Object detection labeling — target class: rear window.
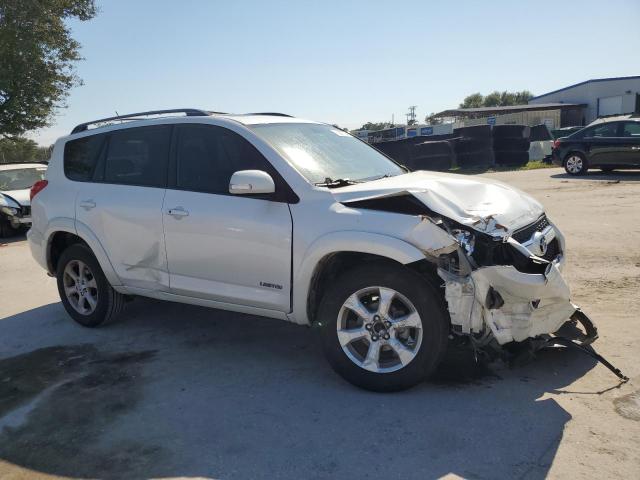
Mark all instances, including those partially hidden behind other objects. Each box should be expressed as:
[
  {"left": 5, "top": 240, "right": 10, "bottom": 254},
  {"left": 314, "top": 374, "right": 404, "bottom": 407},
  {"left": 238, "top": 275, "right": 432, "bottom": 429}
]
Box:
[
  {"left": 104, "top": 125, "right": 171, "bottom": 187},
  {"left": 64, "top": 134, "right": 106, "bottom": 181}
]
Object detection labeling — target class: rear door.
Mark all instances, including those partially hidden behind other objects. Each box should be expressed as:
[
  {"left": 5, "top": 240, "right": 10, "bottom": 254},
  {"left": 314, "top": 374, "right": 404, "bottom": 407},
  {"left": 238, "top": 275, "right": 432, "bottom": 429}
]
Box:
[
  {"left": 619, "top": 122, "right": 640, "bottom": 166},
  {"left": 73, "top": 125, "right": 171, "bottom": 290},
  {"left": 583, "top": 122, "right": 625, "bottom": 167},
  {"left": 162, "top": 124, "right": 293, "bottom": 312}
]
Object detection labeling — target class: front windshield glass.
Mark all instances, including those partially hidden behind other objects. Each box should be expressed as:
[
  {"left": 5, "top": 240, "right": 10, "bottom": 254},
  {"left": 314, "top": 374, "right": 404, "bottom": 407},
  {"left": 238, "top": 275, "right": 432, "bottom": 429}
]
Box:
[
  {"left": 0, "top": 167, "right": 47, "bottom": 191},
  {"left": 250, "top": 123, "right": 405, "bottom": 184}
]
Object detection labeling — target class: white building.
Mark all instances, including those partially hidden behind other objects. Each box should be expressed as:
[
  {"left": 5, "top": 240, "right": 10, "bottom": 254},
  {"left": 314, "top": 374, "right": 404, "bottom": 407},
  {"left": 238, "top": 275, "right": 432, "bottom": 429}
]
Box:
[{"left": 529, "top": 75, "right": 640, "bottom": 125}]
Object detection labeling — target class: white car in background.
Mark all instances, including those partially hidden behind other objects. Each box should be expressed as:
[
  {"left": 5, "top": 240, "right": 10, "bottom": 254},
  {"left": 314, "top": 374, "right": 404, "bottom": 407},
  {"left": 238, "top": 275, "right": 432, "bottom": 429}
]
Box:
[
  {"left": 0, "top": 162, "right": 47, "bottom": 237},
  {"left": 528, "top": 124, "right": 554, "bottom": 162}
]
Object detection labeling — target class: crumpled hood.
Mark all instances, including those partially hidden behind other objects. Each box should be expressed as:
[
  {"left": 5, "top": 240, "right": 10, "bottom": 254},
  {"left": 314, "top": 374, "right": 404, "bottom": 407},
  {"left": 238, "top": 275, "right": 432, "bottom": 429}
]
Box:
[
  {"left": 0, "top": 189, "right": 30, "bottom": 207},
  {"left": 333, "top": 171, "right": 544, "bottom": 235}
]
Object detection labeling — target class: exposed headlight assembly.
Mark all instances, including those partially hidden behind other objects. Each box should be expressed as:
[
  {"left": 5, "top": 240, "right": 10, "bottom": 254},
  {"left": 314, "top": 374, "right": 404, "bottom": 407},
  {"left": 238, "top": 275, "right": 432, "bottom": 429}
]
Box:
[
  {"left": 1, "top": 206, "right": 18, "bottom": 217},
  {"left": 452, "top": 229, "right": 475, "bottom": 256}
]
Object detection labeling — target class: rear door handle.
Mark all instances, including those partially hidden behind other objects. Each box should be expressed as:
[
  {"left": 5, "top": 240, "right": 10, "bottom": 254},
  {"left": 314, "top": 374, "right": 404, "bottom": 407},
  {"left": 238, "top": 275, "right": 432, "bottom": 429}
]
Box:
[
  {"left": 79, "top": 199, "right": 96, "bottom": 210},
  {"left": 167, "top": 207, "right": 189, "bottom": 218}
]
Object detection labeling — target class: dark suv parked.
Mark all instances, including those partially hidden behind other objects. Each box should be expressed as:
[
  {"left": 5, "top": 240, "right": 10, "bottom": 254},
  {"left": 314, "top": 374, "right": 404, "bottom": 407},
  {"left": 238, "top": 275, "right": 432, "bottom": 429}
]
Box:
[{"left": 552, "top": 118, "right": 640, "bottom": 175}]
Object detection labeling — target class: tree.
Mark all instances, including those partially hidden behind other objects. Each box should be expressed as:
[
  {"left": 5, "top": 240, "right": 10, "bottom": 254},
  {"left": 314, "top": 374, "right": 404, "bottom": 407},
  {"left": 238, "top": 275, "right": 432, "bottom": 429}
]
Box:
[
  {"left": 359, "top": 122, "right": 393, "bottom": 131},
  {"left": 459, "top": 93, "right": 484, "bottom": 109},
  {"left": 0, "top": 0, "right": 97, "bottom": 137},
  {"left": 0, "top": 137, "right": 51, "bottom": 163},
  {"left": 425, "top": 113, "right": 443, "bottom": 125},
  {"left": 459, "top": 90, "right": 534, "bottom": 109}
]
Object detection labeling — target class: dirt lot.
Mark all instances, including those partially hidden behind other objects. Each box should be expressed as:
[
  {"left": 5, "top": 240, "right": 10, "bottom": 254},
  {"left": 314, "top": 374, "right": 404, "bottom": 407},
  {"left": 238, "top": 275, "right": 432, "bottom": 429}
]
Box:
[{"left": 0, "top": 167, "right": 638, "bottom": 480}]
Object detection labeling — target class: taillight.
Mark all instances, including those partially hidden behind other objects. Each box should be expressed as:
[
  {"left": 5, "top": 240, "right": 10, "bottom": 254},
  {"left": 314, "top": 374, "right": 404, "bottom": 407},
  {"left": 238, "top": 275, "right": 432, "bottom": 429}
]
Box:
[
  {"left": 552, "top": 139, "right": 561, "bottom": 149},
  {"left": 30, "top": 180, "right": 48, "bottom": 201}
]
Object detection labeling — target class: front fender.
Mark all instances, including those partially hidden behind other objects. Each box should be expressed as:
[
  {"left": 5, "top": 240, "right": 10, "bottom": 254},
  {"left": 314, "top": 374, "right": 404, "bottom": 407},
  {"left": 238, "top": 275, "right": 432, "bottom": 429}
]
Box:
[{"left": 289, "top": 231, "right": 427, "bottom": 325}]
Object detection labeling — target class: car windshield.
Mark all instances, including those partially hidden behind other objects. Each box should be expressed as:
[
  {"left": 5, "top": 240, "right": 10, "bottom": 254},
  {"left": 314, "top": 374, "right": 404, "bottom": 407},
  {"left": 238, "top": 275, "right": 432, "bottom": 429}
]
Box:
[
  {"left": 0, "top": 167, "right": 47, "bottom": 191},
  {"left": 250, "top": 123, "right": 405, "bottom": 185}
]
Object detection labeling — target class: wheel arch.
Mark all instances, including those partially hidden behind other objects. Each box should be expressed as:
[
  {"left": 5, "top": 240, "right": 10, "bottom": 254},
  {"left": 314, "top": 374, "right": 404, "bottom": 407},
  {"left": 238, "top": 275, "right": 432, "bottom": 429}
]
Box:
[
  {"left": 291, "top": 231, "right": 428, "bottom": 326},
  {"left": 45, "top": 220, "right": 122, "bottom": 286}
]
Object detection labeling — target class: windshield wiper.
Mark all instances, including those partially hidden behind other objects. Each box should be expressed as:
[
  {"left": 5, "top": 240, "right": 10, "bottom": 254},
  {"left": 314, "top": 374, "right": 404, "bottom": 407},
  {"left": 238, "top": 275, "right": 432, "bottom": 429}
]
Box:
[{"left": 314, "top": 177, "right": 360, "bottom": 188}]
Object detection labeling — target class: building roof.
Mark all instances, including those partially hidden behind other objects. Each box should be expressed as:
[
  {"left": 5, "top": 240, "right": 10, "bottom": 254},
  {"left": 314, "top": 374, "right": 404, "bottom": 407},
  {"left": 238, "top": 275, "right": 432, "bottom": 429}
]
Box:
[
  {"left": 530, "top": 75, "right": 640, "bottom": 100},
  {"left": 434, "top": 102, "right": 586, "bottom": 118}
]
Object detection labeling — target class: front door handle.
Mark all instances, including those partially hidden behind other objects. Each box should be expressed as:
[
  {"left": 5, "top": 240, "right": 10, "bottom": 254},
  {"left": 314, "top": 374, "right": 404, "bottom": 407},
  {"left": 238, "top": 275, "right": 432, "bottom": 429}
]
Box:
[
  {"left": 167, "top": 207, "right": 189, "bottom": 218},
  {"left": 79, "top": 199, "right": 96, "bottom": 210}
]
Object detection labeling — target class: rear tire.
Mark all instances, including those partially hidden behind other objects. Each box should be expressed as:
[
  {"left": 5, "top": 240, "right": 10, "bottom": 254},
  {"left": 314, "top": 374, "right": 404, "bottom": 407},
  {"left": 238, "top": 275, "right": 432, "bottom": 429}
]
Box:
[
  {"left": 564, "top": 152, "right": 588, "bottom": 175},
  {"left": 318, "top": 262, "right": 449, "bottom": 392},
  {"left": 56, "top": 244, "right": 125, "bottom": 327}
]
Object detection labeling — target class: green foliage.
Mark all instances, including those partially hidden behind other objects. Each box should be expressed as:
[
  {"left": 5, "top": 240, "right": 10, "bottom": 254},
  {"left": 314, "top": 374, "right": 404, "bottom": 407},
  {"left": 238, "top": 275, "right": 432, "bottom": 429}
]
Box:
[
  {"left": 425, "top": 112, "right": 444, "bottom": 125},
  {"left": 460, "top": 90, "right": 534, "bottom": 108},
  {"left": 459, "top": 93, "right": 484, "bottom": 109},
  {"left": 0, "top": 137, "right": 52, "bottom": 163},
  {"left": 0, "top": 0, "right": 97, "bottom": 137}
]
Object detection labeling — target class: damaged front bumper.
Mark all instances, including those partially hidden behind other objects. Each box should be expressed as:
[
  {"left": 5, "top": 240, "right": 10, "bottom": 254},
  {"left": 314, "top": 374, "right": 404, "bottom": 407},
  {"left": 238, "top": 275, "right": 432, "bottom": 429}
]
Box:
[{"left": 441, "top": 259, "right": 575, "bottom": 345}]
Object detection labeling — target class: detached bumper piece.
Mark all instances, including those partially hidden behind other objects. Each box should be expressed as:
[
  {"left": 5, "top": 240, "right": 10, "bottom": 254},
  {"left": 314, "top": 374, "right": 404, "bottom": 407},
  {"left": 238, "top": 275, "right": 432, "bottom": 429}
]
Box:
[{"left": 545, "top": 309, "right": 629, "bottom": 382}]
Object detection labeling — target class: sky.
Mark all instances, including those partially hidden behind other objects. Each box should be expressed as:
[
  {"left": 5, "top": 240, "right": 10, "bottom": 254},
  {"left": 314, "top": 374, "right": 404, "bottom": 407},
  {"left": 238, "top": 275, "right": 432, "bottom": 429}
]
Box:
[{"left": 30, "top": 0, "right": 640, "bottom": 145}]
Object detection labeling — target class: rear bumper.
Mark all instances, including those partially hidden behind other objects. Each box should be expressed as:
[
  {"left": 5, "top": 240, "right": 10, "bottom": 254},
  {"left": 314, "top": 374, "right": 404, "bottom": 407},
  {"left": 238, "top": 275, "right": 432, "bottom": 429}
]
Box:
[
  {"left": 27, "top": 226, "right": 48, "bottom": 272},
  {"left": 551, "top": 150, "right": 563, "bottom": 166}
]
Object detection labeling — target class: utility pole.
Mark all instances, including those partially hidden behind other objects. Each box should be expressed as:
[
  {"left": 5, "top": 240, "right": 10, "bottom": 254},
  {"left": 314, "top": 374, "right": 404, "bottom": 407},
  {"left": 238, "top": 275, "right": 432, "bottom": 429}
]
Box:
[{"left": 406, "top": 105, "right": 417, "bottom": 125}]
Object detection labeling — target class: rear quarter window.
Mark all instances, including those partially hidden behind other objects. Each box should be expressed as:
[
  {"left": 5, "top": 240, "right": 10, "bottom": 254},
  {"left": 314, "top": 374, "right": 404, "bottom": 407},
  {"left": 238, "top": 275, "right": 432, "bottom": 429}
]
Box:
[{"left": 64, "top": 134, "right": 106, "bottom": 181}]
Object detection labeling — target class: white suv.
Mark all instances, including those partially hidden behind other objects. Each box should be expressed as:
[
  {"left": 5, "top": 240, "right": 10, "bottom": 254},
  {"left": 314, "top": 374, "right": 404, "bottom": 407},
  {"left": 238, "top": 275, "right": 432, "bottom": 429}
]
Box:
[{"left": 28, "top": 108, "right": 593, "bottom": 391}]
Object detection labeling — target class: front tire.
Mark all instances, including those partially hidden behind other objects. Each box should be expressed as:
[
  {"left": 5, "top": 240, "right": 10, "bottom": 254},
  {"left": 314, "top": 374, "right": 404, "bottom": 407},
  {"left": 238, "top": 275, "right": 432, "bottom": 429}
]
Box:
[
  {"left": 56, "top": 244, "right": 125, "bottom": 327},
  {"left": 319, "top": 262, "right": 449, "bottom": 392},
  {"left": 564, "top": 152, "right": 588, "bottom": 175}
]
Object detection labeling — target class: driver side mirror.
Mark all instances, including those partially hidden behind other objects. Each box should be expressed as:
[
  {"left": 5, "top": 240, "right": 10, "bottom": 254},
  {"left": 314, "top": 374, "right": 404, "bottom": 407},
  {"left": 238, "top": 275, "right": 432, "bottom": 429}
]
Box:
[{"left": 229, "top": 170, "right": 275, "bottom": 195}]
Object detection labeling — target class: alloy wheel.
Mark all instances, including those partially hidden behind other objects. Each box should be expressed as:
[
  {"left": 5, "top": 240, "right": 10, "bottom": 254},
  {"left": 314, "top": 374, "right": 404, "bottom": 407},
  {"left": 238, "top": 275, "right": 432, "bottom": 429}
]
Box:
[
  {"left": 336, "top": 286, "right": 423, "bottom": 373},
  {"left": 565, "top": 155, "right": 583, "bottom": 174},
  {"left": 63, "top": 260, "right": 99, "bottom": 315}
]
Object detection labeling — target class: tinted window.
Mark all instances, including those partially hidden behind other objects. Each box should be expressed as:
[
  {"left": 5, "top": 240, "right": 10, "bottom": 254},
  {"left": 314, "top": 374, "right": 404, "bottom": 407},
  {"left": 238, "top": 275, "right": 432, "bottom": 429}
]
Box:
[
  {"left": 64, "top": 134, "right": 106, "bottom": 181},
  {"left": 590, "top": 123, "right": 618, "bottom": 138},
  {"left": 104, "top": 126, "right": 171, "bottom": 187},
  {"left": 175, "top": 125, "right": 275, "bottom": 194},
  {"left": 622, "top": 122, "right": 640, "bottom": 137}
]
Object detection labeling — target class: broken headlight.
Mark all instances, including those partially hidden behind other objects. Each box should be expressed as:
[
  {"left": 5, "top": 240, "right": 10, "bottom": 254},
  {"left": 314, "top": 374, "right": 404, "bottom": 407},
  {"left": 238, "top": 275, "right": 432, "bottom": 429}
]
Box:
[
  {"left": 452, "top": 229, "right": 475, "bottom": 256},
  {"left": 1, "top": 206, "right": 18, "bottom": 217}
]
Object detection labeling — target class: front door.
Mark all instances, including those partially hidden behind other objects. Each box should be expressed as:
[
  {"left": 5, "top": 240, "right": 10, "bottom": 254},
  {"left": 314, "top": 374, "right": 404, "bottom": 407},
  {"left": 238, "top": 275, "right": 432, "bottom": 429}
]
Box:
[{"left": 162, "top": 124, "right": 293, "bottom": 312}]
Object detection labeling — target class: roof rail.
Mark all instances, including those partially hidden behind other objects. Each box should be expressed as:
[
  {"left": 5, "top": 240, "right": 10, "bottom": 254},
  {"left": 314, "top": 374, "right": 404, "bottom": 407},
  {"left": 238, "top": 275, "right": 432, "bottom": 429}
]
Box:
[
  {"left": 247, "top": 112, "right": 293, "bottom": 117},
  {"left": 70, "top": 108, "right": 213, "bottom": 134}
]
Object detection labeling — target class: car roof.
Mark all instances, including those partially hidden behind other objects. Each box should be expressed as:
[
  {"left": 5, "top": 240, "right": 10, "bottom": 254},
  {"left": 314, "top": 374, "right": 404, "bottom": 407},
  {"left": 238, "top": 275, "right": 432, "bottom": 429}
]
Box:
[
  {"left": 588, "top": 114, "right": 640, "bottom": 126},
  {"left": 0, "top": 162, "right": 48, "bottom": 171},
  {"left": 68, "top": 109, "right": 323, "bottom": 138}
]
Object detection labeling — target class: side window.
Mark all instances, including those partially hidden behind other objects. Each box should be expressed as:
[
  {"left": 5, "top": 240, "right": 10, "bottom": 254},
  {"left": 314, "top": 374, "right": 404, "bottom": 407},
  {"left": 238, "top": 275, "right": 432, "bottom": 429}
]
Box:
[
  {"left": 622, "top": 122, "right": 640, "bottom": 137},
  {"left": 104, "top": 125, "right": 171, "bottom": 187},
  {"left": 175, "top": 125, "right": 276, "bottom": 194},
  {"left": 591, "top": 123, "right": 618, "bottom": 138},
  {"left": 64, "top": 134, "right": 106, "bottom": 181}
]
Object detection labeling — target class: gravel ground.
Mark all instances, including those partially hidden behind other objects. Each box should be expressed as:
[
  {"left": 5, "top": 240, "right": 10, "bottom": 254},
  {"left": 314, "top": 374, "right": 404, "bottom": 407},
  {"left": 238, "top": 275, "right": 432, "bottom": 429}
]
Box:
[{"left": 0, "top": 167, "right": 638, "bottom": 480}]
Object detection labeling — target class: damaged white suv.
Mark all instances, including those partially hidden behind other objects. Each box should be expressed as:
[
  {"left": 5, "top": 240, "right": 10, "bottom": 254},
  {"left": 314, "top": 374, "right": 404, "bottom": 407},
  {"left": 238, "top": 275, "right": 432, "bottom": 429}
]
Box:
[{"left": 28, "top": 109, "right": 597, "bottom": 391}]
